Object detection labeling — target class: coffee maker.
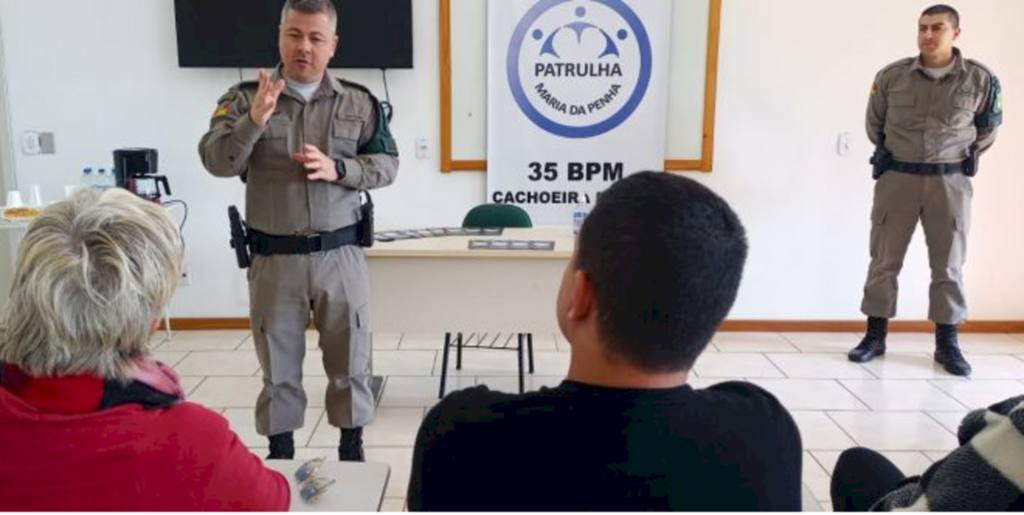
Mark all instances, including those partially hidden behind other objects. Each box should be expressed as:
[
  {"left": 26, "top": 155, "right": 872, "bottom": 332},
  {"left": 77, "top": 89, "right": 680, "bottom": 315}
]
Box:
[{"left": 113, "top": 148, "right": 171, "bottom": 202}]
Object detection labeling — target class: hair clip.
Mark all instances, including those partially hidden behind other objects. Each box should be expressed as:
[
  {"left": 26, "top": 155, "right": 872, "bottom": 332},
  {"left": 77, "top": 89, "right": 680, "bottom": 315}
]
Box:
[
  {"left": 299, "top": 476, "right": 336, "bottom": 504},
  {"left": 294, "top": 457, "right": 326, "bottom": 483}
]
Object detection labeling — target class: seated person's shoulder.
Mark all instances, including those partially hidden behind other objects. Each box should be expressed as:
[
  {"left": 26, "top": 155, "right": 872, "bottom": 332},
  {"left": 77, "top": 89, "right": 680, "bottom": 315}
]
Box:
[
  {"left": 420, "top": 385, "right": 546, "bottom": 437},
  {"left": 699, "top": 380, "right": 797, "bottom": 427}
]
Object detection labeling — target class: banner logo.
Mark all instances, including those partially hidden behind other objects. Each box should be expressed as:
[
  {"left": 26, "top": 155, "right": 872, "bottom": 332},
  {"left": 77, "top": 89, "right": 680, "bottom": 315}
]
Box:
[{"left": 507, "top": 0, "right": 652, "bottom": 138}]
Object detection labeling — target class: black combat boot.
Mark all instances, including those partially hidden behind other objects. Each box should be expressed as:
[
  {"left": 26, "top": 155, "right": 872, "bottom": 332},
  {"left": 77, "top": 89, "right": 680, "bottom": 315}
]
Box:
[
  {"left": 848, "top": 317, "right": 888, "bottom": 363},
  {"left": 267, "top": 431, "right": 295, "bottom": 460},
  {"left": 339, "top": 427, "right": 365, "bottom": 462},
  {"left": 935, "top": 324, "right": 972, "bottom": 377}
]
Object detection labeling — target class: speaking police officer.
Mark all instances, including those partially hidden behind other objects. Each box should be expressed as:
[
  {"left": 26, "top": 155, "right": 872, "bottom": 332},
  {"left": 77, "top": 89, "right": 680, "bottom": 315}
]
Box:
[
  {"left": 850, "top": 4, "right": 1002, "bottom": 376},
  {"left": 200, "top": 0, "right": 399, "bottom": 460}
]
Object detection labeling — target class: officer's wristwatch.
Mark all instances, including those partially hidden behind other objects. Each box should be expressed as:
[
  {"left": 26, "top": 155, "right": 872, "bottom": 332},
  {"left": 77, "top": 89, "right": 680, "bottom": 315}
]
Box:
[{"left": 334, "top": 159, "right": 347, "bottom": 180}]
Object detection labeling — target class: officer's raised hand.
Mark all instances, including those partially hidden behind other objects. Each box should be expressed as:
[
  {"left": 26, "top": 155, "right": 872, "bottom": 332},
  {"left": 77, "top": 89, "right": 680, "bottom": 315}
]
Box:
[
  {"left": 294, "top": 144, "right": 339, "bottom": 182},
  {"left": 250, "top": 69, "right": 287, "bottom": 127}
]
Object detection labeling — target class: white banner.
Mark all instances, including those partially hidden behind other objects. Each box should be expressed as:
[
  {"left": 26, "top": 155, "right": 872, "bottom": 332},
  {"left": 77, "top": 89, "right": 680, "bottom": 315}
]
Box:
[{"left": 487, "top": 0, "right": 673, "bottom": 225}]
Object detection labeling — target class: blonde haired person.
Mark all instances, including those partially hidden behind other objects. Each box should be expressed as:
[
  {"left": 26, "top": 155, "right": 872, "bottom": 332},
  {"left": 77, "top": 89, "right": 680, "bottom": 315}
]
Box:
[{"left": 0, "top": 189, "right": 289, "bottom": 511}]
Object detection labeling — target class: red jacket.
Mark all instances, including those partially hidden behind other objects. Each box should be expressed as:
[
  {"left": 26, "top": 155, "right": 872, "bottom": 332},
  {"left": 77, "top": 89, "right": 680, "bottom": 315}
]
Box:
[{"left": 0, "top": 368, "right": 290, "bottom": 511}]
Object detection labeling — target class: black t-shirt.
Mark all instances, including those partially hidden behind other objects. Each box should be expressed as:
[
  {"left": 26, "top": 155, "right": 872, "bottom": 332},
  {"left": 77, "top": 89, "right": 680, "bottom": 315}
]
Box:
[{"left": 408, "top": 380, "right": 802, "bottom": 511}]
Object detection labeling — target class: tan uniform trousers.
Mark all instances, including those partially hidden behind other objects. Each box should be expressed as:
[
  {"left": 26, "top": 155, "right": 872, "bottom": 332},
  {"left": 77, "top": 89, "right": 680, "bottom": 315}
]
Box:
[
  {"left": 861, "top": 171, "right": 972, "bottom": 325},
  {"left": 249, "top": 245, "right": 374, "bottom": 436}
]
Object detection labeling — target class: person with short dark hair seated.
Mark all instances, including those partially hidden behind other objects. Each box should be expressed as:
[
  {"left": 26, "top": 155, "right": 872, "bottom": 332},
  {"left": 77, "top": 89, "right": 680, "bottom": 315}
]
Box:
[
  {"left": 0, "top": 190, "right": 289, "bottom": 511},
  {"left": 407, "top": 172, "right": 803, "bottom": 511},
  {"left": 831, "top": 395, "right": 1024, "bottom": 511}
]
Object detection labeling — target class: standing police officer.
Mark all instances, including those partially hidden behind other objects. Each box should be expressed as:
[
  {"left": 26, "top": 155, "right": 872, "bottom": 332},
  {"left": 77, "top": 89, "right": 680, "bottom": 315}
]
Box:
[
  {"left": 850, "top": 5, "right": 1001, "bottom": 376},
  {"left": 199, "top": 0, "right": 399, "bottom": 460}
]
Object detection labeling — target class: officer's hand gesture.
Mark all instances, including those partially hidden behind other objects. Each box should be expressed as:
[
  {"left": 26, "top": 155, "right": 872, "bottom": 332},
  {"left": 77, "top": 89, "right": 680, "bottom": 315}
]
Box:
[
  {"left": 294, "top": 144, "right": 339, "bottom": 182},
  {"left": 250, "top": 69, "right": 286, "bottom": 127}
]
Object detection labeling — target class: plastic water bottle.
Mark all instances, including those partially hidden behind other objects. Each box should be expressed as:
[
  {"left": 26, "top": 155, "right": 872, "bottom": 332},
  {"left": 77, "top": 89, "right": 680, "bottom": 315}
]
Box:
[
  {"left": 80, "top": 168, "right": 95, "bottom": 191},
  {"left": 96, "top": 168, "right": 115, "bottom": 190}
]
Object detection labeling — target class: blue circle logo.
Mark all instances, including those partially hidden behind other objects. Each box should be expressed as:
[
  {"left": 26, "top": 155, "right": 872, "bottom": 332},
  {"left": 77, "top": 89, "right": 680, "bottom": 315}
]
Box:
[{"left": 507, "top": 0, "right": 653, "bottom": 139}]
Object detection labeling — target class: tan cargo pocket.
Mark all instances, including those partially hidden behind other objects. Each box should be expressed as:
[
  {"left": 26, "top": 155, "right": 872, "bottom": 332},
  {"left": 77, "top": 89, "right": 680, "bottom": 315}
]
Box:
[
  {"left": 872, "top": 210, "right": 888, "bottom": 225},
  {"left": 351, "top": 303, "right": 371, "bottom": 376}
]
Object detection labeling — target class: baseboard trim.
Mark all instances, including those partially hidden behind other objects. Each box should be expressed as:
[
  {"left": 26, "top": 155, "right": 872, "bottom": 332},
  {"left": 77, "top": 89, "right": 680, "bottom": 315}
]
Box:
[{"left": 160, "top": 318, "right": 1024, "bottom": 334}]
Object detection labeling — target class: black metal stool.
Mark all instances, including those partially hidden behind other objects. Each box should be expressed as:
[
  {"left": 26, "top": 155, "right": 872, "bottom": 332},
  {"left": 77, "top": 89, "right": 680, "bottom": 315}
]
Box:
[{"left": 438, "top": 332, "right": 535, "bottom": 398}]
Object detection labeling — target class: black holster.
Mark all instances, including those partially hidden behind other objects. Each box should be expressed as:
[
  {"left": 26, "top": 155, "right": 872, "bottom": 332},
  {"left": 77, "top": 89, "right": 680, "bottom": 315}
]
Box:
[
  {"left": 358, "top": 190, "right": 374, "bottom": 248},
  {"left": 227, "top": 206, "right": 252, "bottom": 269},
  {"left": 870, "top": 141, "right": 892, "bottom": 180},
  {"left": 963, "top": 145, "right": 979, "bottom": 177}
]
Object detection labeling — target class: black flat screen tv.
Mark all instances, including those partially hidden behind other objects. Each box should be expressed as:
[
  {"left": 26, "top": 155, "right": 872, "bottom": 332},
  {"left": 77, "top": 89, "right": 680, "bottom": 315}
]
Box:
[{"left": 173, "top": 0, "right": 413, "bottom": 69}]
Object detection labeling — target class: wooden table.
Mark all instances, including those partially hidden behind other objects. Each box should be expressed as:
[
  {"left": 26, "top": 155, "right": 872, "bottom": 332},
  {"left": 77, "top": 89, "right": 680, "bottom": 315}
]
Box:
[{"left": 365, "top": 228, "right": 575, "bottom": 334}]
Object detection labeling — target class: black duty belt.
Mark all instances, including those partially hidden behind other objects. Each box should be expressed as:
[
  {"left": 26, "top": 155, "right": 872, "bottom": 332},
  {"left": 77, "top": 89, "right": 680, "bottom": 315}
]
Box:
[
  {"left": 890, "top": 160, "right": 964, "bottom": 175},
  {"left": 249, "top": 224, "right": 359, "bottom": 256}
]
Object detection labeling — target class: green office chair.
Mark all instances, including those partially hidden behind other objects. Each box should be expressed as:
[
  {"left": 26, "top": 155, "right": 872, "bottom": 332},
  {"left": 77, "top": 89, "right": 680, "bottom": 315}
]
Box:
[
  {"left": 461, "top": 203, "right": 533, "bottom": 229},
  {"left": 438, "top": 204, "right": 535, "bottom": 398}
]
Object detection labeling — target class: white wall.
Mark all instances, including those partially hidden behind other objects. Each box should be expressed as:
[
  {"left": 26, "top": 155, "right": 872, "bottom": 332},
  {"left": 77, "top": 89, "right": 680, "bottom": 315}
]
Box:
[{"left": 0, "top": 0, "right": 1021, "bottom": 321}]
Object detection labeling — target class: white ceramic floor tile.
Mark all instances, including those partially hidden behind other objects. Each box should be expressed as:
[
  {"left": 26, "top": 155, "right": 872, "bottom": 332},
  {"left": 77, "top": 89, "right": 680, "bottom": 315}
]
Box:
[
  {"left": 956, "top": 334, "right": 1024, "bottom": 354},
  {"left": 181, "top": 376, "right": 206, "bottom": 397},
  {"left": 174, "top": 351, "right": 262, "bottom": 377},
  {"left": 782, "top": 333, "right": 862, "bottom": 354},
  {"left": 767, "top": 354, "right": 874, "bottom": 379},
  {"left": 693, "top": 353, "right": 785, "bottom": 378},
  {"left": 1012, "top": 334, "right": 1024, "bottom": 343},
  {"left": 475, "top": 375, "right": 565, "bottom": 394},
  {"left": 839, "top": 379, "right": 967, "bottom": 411},
  {"left": 884, "top": 333, "right": 936, "bottom": 353},
  {"left": 380, "top": 498, "right": 406, "bottom": 512},
  {"left": 926, "top": 411, "right": 968, "bottom": 435},
  {"left": 302, "top": 377, "right": 330, "bottom": 408},
  {"left": 309, "top": 407, "right": 422, "bottom": 447},
  {"left": 803, "top": 451, "right": 832, "bottom": 502},
  {"left": 373, "top": 332, "right": 402, "bottom": 350},
  {"left": 791, "top": 411, "right": 857, "bottom": 451},
  {"left": 299, "top": 350, "right": 327, "bottom": 377},
  {"left": 435, "top": 349, "right": 569, "bottom": 377},
  {"left": 152, "top": 350, "right": 190, "bottom": 368},
  {"left": 713, "top": 332, "right": 800, "bottom": 353},
  {"left": 924, "top": 451, "right": 951, "bottom": 462},
  {"left": 159, "top": 330, "right": 251, "bottom": 351},
  {"left": 810, "top": 451, "right": 842, "bottom": 478},
  {"left": 381, "top": 376, "right": 476, "bottom": 407},
  {"left": 827, "top": 411, "right": 956, "bottom": 451},
  {"left": 959, "top": 354, "right": 1024, "bottom": 379},
  {"left": 374, "top": 350, "right": 437, "bottom": 376},
  {"left": 397, "top": 333, "right": 447, "bottom": 350},
  {"left": 221, "top": 407, "right": 322, "bottom": 448},
  {"left": 189, "top": 376, "right": 264, "bottom": 408},
  {"left": 748, "top": 379, "right": 868, "bottom": 411},
  {"left": 364, "top": 447, "right": 415, "bottom": 500},
  {"left": 930, "top": 380, "right": 1024, "bottom": 409},
  {"left": 859, "top": 354, "right": 952, "bottom": 380}
]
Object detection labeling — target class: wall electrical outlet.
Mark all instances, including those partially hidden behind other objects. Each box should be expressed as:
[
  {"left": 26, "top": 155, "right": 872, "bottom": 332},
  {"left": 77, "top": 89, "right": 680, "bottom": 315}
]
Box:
[{"left": 415, "top": 137, "right": 429, "bottom": 160}]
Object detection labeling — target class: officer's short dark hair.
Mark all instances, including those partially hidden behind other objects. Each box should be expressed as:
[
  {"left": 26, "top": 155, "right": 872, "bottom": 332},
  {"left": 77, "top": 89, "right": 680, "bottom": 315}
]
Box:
[
  {"left": 922, "top": 4, "right": 960, "bottom": 29},
  {"left": 575, "top": 172, "right": 748, "bottom": 373},
  {"left": 282, "top": 0, "right": 338, "bottom": 25}
]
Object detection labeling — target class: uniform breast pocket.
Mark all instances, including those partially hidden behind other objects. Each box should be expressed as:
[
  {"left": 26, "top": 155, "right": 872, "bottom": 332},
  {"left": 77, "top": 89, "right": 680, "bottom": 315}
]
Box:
[
  {"left": 253, "top": 116, "right": 291, "bottom": 165},
  {"left": 887, "top": 92, "right": 917, "bottom": 126},
  {"left": 948, "top": 96, "right": 979, "bottom": 128},
  {"left": 331, "top": 115, "right": 363, "bottom": 159}
]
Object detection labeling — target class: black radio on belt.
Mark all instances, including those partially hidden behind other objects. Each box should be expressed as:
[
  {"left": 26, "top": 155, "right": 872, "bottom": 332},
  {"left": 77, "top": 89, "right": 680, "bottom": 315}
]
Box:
[{"left": 358, "top": 190, "right": 374, "bottom": 248}]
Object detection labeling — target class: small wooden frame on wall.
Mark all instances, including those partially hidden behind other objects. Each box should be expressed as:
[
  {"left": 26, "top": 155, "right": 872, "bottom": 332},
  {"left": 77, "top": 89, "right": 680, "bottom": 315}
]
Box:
[{"left": 439, "top": 0, "right": 722, "bottom": 173}]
